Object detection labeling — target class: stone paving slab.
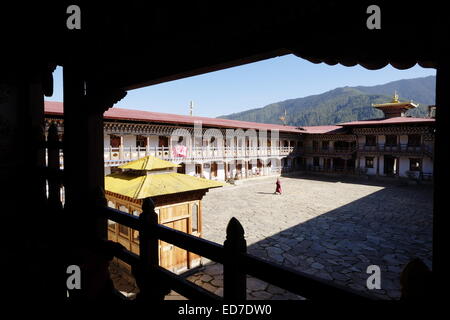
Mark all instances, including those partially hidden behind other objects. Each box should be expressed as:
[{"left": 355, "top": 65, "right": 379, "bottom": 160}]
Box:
[{"left": 110, "top": 175, "right": 433, "bottom": 301}]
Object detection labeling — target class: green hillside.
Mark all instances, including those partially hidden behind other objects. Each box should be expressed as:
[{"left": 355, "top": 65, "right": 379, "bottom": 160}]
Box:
[{"left": 218, "top": 76, "right": 435, "bottom": 126}]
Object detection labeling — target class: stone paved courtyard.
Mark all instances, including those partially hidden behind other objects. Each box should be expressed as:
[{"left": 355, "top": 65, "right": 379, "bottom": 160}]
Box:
[{"left": 110, "top": 174, "right": 433, "bottom": 300}]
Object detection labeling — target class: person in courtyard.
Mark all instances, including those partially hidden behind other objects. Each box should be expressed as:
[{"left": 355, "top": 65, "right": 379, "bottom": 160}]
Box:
[{"left": 274, "top": 177, "right": 282, "bottom": 195}]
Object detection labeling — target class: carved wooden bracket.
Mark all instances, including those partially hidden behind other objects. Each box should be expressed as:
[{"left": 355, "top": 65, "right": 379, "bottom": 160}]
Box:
[
  {"left": 42, "top": 63, "right": 57, "bottom": 97},
  {"left": 84, "top": 84, "right": 127, "bottom": 114}
]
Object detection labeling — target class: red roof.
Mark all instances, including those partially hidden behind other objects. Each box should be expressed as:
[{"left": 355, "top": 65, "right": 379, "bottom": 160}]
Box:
[
  {"left": 297, "top": 125, "right": 345, "bottom": 134},
  {"left": 339, "top": 117, "right": 435, "bottom": 126},
  {"left": 44, "top": 101, "right": 303, "bottom": 133},
  {"left": 44, "top": 101, "right": 435, "bottom": 134}
]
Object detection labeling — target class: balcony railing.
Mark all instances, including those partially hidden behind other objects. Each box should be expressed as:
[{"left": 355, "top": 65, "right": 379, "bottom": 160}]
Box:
[
  {"left": 104, "top": 146, "right": 295, "bottom": 163},
  {"left": 301, "top": 147, "right": 357, "bottom": 155},
  {"left": 304, "top": 165, "right": 361, "bottom": 175},
  {"left": 99, "top": 198, "right": 376, "bottom": 301},
  {"left": 358, "top": 144, "right": 433, "bottom": 156}
]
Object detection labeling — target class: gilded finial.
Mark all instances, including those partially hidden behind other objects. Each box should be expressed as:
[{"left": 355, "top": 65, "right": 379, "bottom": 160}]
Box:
[
  {"left": 392, "top": 91, "right": 399, "bottom": 103},
  {"left": 279, "top": 109, "right": 287, "bottom": 125}
]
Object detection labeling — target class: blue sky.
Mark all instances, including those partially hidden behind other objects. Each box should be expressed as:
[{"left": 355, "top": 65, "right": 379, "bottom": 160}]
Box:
[{"left": 48, "top": 54, "right": 435, "bottom": 118}]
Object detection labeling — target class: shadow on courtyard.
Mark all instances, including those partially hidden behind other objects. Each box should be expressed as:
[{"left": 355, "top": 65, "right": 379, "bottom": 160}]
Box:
[
  {"left": 241, "top": 181, "right": 433, "bottom": 300},
  {"left": 110, "top": 176, "right": 433, "bottom": 300},
  {"left": 187, "top": 177, "right": 433, "bottom": 300},
  {"left": 281, "top": 170, "right": 433, "bottom": 188}
]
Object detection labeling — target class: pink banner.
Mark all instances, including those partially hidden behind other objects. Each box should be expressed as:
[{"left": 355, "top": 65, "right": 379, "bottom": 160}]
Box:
[{"left": 172, "top": 145, "right": 188, "bottom": 157}]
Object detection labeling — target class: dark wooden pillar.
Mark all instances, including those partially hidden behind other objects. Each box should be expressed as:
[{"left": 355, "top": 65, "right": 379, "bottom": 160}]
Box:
[
  {"left": 63, "top": 64, "right": 126, "bottom": 240},
  {"left": 224, "top": 217, "right": 247, "bottom": 301},
  {"left": 433, "top": 60, "right": 450, "bottom": 282},
  {"left": 0, "top": 64, "right": 56, "bottom": 301}
]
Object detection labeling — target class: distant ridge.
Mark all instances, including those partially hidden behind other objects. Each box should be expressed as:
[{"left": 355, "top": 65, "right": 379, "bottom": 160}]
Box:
[{"left": 218, "top": 76, "right": 436, "bottom": 126}]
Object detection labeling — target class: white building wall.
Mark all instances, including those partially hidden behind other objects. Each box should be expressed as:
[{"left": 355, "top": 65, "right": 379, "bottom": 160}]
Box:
[
  {"left": 423, "top": 157, "right": 433, "bottom": 174},
  {"left": 104, "top": 134, "right": 110, "bottom": 147},
  {"left": 378, "top": 155, "right": 384, "bottom": 175},
  {"left": 104, "top": 167, "right": 111, "bottom": 175},
  {"left": 398, "top": 157, "right": 410, "bottom": 177},
  {"left": 148, "top": 135, "right": 159, "bottom": 148},
  {"left": 203, "top": 164, "right": 211, "bottom": 179},
  {"left": 185, "top": 163, "right": 196, "bottom": 176},
  {"left": 217, "top": 163, "right": 225, "bottom": 181},
  {"left": 361, "top": 157, "right": 377, "bottom": 175},
  {"left": 122, "top": 135, "right": 136, "bottom": 148}
]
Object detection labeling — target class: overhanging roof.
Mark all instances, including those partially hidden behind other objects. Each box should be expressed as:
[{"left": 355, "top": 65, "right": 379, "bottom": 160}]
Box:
[
  {"left": 105, "top": 172, "right": 224, "bottom": 199},
  {"left": 339, "top": 117, "right": 435, "bottom": 126},
  {"left": 1, "top": 3, "right": 444, "bottom": 90},
  {"left": 45, "top": 101, "right": 304, "bottom": 133}
]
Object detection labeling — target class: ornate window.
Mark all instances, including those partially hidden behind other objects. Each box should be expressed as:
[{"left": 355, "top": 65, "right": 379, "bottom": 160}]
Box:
[
  {"left": 365, "top": 157, "right": 374, "bottom": 168},
  {"left": 136, "top": 135, "right": 147, "bottom": 148},
  {"left": 410, "top": 158, "right": 422, "bottom": 171},
  {"left": 365, "top": 135, "right": 376, "bottom": 146},
  {"left": 385, "top": 135, "right": 397, "bottom": 146},
  {"left": 313, "top": 157, "right": 320, "bottom": 166},
  {"left": 408, "top": 134, "right": 421, "bottom": 147},
  {"left": 110, "top": 134, "right": 121, "bottom": 148},
  {"left": 312, "top": 141, "right": 319, "bottom": 151}
]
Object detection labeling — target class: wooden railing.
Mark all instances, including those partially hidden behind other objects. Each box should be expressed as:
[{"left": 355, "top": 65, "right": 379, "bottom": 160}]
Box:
[
  {"left": 300, "top": 146, "right": 357, "bottom": 155},
  {"left": 100, "top": 198, "right": 376, "bottom": 301},
  {"left": 104, "top": 146, "right": 295, "bottom": 163},
  {"left": 358, "top": 144, "right": 433, "bottom": 155}
]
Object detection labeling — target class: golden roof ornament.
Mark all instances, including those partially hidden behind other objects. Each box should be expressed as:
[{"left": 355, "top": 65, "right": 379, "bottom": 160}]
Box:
[
  {"left": 392, "top": 90, "right": 399, "bottom": 103},
  {"left": 279, "top": 109, "right": 287, "bottom": 125}
]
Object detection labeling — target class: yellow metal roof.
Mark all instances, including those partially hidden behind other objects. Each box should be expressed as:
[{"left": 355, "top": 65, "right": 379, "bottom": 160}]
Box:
[
  {"left": 118, "top": 155, "right": 180, "bottom": 171},
  {"left": 373, "top": 101, "right": 417, "bottom": 109},
  {"left": 105, "top": 172, "right": 224, "bottom": 199},
  {"left": 372, "top": 92, "right": 418, "bottom": 109}
]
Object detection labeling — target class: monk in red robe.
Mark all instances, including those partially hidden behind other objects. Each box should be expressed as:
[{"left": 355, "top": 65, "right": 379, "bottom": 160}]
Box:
[{"left": 275, "top": 178, "right": 282, "bottom": 195}]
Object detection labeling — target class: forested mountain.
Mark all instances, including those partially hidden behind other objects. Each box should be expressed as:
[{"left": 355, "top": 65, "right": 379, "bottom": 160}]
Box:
[{"left": 218, "top": 76, "right": 435, "bottom": 126}]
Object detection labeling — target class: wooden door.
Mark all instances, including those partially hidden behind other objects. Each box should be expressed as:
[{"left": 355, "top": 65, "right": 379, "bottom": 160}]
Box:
[
  {"left": 160, "top": 218, "right": 189, "bottom": 272},
  {"left": 211, "top": 162, "right": 218, "bottom": 177}
]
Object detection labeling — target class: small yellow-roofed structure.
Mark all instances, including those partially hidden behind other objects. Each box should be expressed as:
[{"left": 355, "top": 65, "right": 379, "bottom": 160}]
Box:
[
  {"left": 105, "top": 156, "right": 224, "bottom": 273},
  {"left": 105, "top": 172, "right": 224, "bottom": 199},
  {"left": 372, "top": 91, "right": 418, "bottom": 118}
]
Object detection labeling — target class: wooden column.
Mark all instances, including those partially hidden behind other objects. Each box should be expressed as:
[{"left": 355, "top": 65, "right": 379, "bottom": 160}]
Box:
[
  {"left": 224, "top": 217, "right": 247, "bottom": 301},
  {"left": 63, "top": 64, "right": 126, "bottom": 240},
  {"left": 225, "top": 162, "right": 229, "bottom": 180},
  {"left": 245, "top": 160, "right": 249, "bottom": 179},
  {"left": 376, "top": 156, "right": 380, "bottom": 175},
  {"left": 0, "top": 66, "right": 52, "bottom": 301},
  {"left": 434, "top": 60, "right": 450, "bottom": 282},
  {"left": 134, "top": 198, "right": 169, "bottom": 301}
]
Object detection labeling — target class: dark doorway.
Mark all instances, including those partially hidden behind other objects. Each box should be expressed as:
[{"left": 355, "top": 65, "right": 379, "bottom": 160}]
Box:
[
  {"left": 211, "top": 162, "right": 218, "bottom": 177},
  {"left": 110, "top": 134, "right": 121, "bottom": 148},
  {"left": 177, "top": 162, "right": 186, "bottom": 174},
  {"left": 159, "top": 136, "right": 169, "bottom": 148},
  {"left": 333, "top": 158, "right": 345, "bottom": 171},
  {"left": 384, "top": 155, "right": 398, "bottom": 176}
]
